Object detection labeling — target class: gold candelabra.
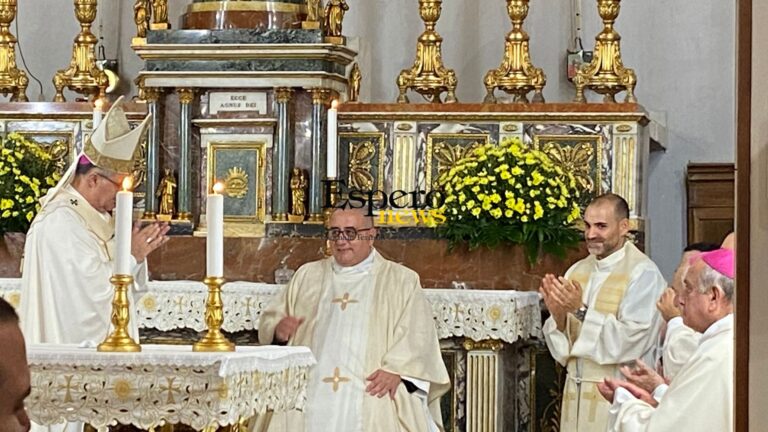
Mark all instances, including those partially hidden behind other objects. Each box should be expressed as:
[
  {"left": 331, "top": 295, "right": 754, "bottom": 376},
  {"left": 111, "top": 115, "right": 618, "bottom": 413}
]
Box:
[
  {"left": 0, "top": 0, "right": 27, "bottom": 102},
  {"left": 573, "top": 0, "right": 637, "bottom": 103},
  {"left": 193, "top": 276, "right": 235, "bottom": 352},
  {"left": 53, "top": 0, "right": 108, "bottom": 102},
  {"left": 98, "top": 274, "right": 141, "bottom": 352},
  {"left": 483, "top": 0, "right": 546, "bottom": 104},
  {"left": 396, "top": 0, "right": 458, "bottom": 104}
]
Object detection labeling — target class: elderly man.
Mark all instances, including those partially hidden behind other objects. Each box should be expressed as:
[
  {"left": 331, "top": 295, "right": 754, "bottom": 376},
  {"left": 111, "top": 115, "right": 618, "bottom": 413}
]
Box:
[
  {"left": 600, "top": 248, "right": 734, "bottom": 431},
  {"left": 0, "top": 298, "right": 30, "bottom": 432},
  {"left": 654, "top": 242, "right": 719, "bottom": 380},
  {"left": 20, "top": 96, "right": 169, "bottom": 347},
  {"left": 540, "top": 193, "right": 666, "bottom": 431},
  {"left": 259, "top": 208, "right": 449, "bottom": 432}
]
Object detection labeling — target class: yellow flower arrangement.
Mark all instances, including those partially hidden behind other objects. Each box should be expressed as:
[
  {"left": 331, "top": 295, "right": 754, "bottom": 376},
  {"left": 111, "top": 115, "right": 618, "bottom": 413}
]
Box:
[
  {"left": 0, "top": 133, "right": 61, "bottom": 234},
  {"left": 435, "top": 137, "right": 582, "bottom": 264}
]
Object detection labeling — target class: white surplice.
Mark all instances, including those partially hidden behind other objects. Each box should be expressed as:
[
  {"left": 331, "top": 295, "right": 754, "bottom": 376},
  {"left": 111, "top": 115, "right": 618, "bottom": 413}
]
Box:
[
  {"left": 18, "top": 186, "right": 147, "bottom": 432},
  {"left": 258, "top": 249, "right": 449, "bottom": 432},
  {"left": 607, "top": 314, "right": 733, "bottom": 432},
  {"left": 661, "top": 316, "right": 700, "bottom": 380},
  {"left": 543, "top": 241, "right": 667, "bottom": 431}
]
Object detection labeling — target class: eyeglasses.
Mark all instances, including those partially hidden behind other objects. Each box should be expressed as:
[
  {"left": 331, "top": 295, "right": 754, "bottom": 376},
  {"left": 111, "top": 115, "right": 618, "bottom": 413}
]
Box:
[
  {"left": 326, "top": 227, "right": 375, "bottom": 241},
  {"left": 96, "top": 172, "right": 123, "bottom": 188}
]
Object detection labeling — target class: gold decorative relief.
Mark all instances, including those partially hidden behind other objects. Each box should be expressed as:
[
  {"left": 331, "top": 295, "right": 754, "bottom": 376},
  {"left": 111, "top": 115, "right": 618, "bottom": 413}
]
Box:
[
  {"left": 224, "top": 166, "right": 249, "bottom": 199},
  {"left": 533, "top": 135, "right": 603, "bottom": 201},
  {"left": 426, "top": 133, "right": 489, "bottom": 190},
  {"left": 0, "top": 0, "right": 28, "bottom": 101},
  {"left": 348, "top": 141, "right": 375, "bottom": 190}
]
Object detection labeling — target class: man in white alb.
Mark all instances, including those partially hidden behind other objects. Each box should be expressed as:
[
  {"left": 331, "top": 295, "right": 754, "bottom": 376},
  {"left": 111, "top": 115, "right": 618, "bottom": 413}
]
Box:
[
  {"left": 258, "top": 208, "right": 450, "bottom": 432},
  {"left": 600, "top": 248, "right": 734, "bottom": 432},
  {"left": 539, "top": 193, "right": 666, "bottom": 431}
]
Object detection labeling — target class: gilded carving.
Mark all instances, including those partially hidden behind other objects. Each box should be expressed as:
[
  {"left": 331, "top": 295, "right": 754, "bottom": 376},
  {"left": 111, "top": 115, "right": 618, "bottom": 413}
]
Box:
[
  {"left": 156, "top": 168, "right": 177, "bottom": 219},
  {"left": 348, "top": 141, "right": 375, "bottom": 190},
  {"left": 177, "top": 88, "right": 195, "bottom": 105},
  {"left": 274, "top": 87, "right": 294, "bottom": 103},
  {"left": 151, "top": 0, "right": 168, "bottom": 25},
  {"left": 323, "top": 0, "right": 349, "bottom": 37},
  {"left": 348, "top": 63, "right": 361, "bottom": 103},
  {"left": 540, "top": 141, "right": 595, "bottom": 192},
  {"left": 224, "top": 167, "right": 249, "bottom": 199},
  {"left": 290, "top": 167, "right": 308, "bottom": 220},
  {"left": 133, "top": 0, "right": 150, "bottom": 38}
]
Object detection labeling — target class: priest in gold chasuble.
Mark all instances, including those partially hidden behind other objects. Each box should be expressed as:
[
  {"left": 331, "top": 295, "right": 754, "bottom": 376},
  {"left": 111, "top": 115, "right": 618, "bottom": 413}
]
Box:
[
  {"left": 258, "top": 208, "right": 450, "bottom": 432},
  {"left": 540, "top": 194, "right": 666, "bottom": 432}
]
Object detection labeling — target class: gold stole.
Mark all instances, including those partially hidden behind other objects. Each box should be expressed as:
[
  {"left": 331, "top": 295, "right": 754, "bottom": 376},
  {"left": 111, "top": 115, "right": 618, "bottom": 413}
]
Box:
[{"left": 559, "top": 242, "right": 646, "bottom": 431}]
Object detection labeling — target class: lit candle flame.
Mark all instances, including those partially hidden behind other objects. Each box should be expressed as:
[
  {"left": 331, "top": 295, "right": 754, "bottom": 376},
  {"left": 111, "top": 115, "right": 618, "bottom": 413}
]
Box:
[
  {"left": 331, "top": 99, "right": 339, "bottom": 109},
  {"left": 94, "top": 98, "right": 104, "bottom": 110},
  {"left": 122, "top": 176, "right": 134, "bottom": 191},
  {"left": 213, "top": 182, "right": 225, "bottom": 194}
]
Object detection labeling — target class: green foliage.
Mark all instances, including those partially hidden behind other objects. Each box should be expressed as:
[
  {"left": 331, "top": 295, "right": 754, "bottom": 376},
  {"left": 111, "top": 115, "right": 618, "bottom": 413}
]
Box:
[
  {"left": 434, "top": 137, "right": 583, "bottom": 265},
  {"left": 0, "top": 133, "right": 61, "bottom": 234}
]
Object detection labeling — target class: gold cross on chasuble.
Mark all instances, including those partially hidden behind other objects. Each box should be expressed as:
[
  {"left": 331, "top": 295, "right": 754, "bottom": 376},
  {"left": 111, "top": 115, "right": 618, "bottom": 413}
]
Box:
[
  {"left": 581, "top": 388, "right": 601, "bottom": 422},
  {"left": 322, "top": 367, "right": 351, "bottom": 392},
  {"left": 331, "top": 292, "right": 358, "bottom": 311},
  {"left": 563, "top": 387, "right": 577, "bottom": 421}
]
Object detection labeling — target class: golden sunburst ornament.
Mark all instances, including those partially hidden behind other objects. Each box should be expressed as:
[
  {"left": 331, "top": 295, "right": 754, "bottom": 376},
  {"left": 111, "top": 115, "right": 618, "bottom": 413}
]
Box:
[{"left": 224, "top": 167, "right": 249, "bottom": 199}]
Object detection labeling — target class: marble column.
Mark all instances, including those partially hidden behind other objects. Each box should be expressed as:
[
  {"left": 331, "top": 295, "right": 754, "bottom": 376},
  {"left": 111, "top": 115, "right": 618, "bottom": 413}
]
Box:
[
  {"left": 142, "top": 87, "right": 163, "bottom": 219},
  {"left": 307, "top": 88, "right": 330, "bottom": 221},
  {"left": 464, "top": 339, "right": 505, "bottom": 432},
  {"left": 272, "top": 87, "right": 294, "bottom": 221},
  {"left": 176, "top": 88, "right": 196, "bottom": 221}
]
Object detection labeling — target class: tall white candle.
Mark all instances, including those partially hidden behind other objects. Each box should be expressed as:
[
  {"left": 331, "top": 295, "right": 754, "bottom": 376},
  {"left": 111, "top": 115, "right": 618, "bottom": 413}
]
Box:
[
  {"left": 114, "top": 176, "right": 133, "bottom": 275},
  {"left": 326, "top": 99, "right": 338, "bottom": 178},
  {"left": 206, "top": 182, "right": 225, "bottom": 277},
  {"left": 93, "top": 99, "right": 103, "bottom": 129}
]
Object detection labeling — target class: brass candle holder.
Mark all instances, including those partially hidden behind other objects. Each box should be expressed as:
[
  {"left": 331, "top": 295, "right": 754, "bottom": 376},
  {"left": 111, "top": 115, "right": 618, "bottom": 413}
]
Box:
[
  {"left": 53, "top": 0, "right": 108, "bottom": 102},
  {"left": 193, "top": 276, "right": 235, "bottom": 352},
  {"left": 396, "top": 0, "right": 458, "bottom": 104},
  {"left": 483, "top": 0, "right": 546, "bottom": 103},
  {"left": 98, "top": 274, "right": 141, "bottom": 352},
  {"left": 573, "top": 0, "right": 637, "bottom": 103},
  {"left": 0, "top": 0, "right": 28, "bottom": 102}
]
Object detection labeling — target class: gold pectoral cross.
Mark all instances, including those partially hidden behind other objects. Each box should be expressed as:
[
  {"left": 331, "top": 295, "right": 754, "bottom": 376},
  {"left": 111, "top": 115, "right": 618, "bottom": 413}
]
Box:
[
  {"left": 331, "top": 292, "right": 358, "bottom": 311},
  {"left": 322, "top": 367, "right": 350, "bottom": 392}
]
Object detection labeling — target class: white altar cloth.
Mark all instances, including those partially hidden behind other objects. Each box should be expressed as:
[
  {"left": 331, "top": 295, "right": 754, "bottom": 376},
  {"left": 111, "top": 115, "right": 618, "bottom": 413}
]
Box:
[
  {"left": 25, "top": 344, "right": 315, "bottom": 431},
  {"left": 0, "top": 278, "right": 542, "bottom": 343}
]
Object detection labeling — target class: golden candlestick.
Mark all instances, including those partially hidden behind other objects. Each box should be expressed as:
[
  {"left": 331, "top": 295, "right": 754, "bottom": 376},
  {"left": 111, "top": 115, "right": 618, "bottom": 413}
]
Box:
[
  {"left": 53, "top": 0, "right": 108, "bottom": 102},
  {"left": 573, "top": 0, "right": 637, "bottom": 103},
  {"left": 0, "top": 0, "right": 27, "bottom": 102},
  {"left": 98, "top": 274, "right": 141, "bottom": 352},
  {"left": 396, "top": 0, "right": 458, "bottom": 104},
  {"left": 193, "top": 276, "right": 235, "bottom": 352},
  {"left": 483, "top": 0, "right": 546, "bottom": 104}
]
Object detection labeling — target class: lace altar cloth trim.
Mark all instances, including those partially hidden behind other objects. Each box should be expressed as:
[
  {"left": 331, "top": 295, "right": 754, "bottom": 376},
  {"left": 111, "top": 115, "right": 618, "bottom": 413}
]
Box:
[{"left": 26, "top": 344, "right": 314, "bottom": 431}]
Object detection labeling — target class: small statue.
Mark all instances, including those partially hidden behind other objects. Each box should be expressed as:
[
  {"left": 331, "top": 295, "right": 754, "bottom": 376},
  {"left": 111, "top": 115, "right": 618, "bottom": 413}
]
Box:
[
  {"left": 323, "top": 0, "right": 349, "bottom": 37},
  {"left": 307, "top": 0, "right": 322, "bottom": 23},
  {"left": 157, "top": 168, "right": 177, "bottom": 220},
  {"left": 349, "top": 62, "right": 361, "bottom": 102},
  {"left": 290, "top": 168, "right": 307, "bottom": 219},
  {"left": 152, "top": 0, "right": 168, "bottom": 25},
  {"left": 133, "top": 0, "right": 150, "bottom": 38}
]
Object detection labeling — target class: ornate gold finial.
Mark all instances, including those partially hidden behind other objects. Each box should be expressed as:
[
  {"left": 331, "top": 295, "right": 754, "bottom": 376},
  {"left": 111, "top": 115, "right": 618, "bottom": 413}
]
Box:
[
  {"left": 156, "top": 168, "right": 177, "bottom": 221},
  {"left": 98, "top": 275, "right": 141, "bottom": 352},
  {"left": 224, "top": 166, "right": 248, "bottom": 199},
  {"left": 323, "top": 0, "right": 348, "bottom": 44},
  {"left": 133, "top": 0, "right": 150, "bottom": 39},
  {"left": 303, "top": 0, "right": 323, "bottom": 30},
  {"left": 53, "top": 0, "right": 108, "bottom": 102},
  {"left": 396, "top": 0, "right": 458, "bottom": 104},
  {"left": 150, "top": 0, "right": 169, "bottom": 30},
  {"left": 348, "top": 63, "right": 361, "bottom": 103},
  {"left": 483, "top": 0, "right": 546, "bottom": 104},
  {"left": 573, "top": 0, "right": 637, "bottom": 103},
  {"left": 0, "top": 0, "right": 28, "bottom": 101},
  {"left": 288, "top": 167, "right": 308, "bottom": 223}
]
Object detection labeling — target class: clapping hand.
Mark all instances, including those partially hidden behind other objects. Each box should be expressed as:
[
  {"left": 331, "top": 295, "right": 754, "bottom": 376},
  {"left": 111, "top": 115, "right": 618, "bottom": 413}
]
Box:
[{"left": 620, "top": 359, "right": 665, "bottom": 394}]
